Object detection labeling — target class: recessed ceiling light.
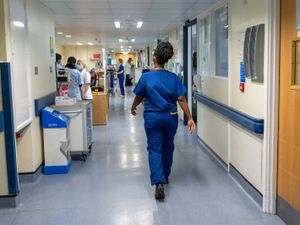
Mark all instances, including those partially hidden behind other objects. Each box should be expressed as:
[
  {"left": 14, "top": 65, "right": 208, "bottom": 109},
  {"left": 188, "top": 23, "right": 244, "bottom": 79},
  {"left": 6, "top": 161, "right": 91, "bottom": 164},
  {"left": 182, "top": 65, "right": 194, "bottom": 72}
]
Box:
[
  {"left": 120, "top": 46, "right": 123, "bottom": 48},
  {"left": 137, "top": 21, "right": 143, "bottom": 28},
  {"left": 115, "top": 21, "right": 121, "bottom": 29},
  {"left": 119, "top": 39, "right": 123, "bottom": 42},
  {"left": 131, "top": 39, "right": 135, "bottom": 42},
  {"left": 77, "top": 42, "right": 82, "bottom": 46},
  {"left": 129, "top": 46, "right": 132, "bottom": 48},
  {"left": 57, "top": 31, "right": 63, "bottom": 35},
  {"left": 88, "top": 42, "right": 93, "bottom": 46},
  {"left": 13, "top": 21, "right": 24, "bottom": 28},
  {"left": 65, "top": 34, "right": 72, "bottom": 38}
]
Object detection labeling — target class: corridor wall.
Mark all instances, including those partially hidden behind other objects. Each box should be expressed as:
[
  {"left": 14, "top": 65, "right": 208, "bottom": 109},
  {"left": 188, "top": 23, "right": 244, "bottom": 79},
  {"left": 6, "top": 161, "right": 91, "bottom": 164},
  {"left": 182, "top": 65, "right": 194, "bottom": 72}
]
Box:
[
  {"left": 0, "top": 0, "right": 10, "bottom": 196},
  {"left": 56, "top": 45, "right": 102, "bottom": 69},
  {"left": 197, "top": 0, "right": 267, "bottom": 193},
  {"left": 16, "top": 0, "right": 56, "bottom": 173}
]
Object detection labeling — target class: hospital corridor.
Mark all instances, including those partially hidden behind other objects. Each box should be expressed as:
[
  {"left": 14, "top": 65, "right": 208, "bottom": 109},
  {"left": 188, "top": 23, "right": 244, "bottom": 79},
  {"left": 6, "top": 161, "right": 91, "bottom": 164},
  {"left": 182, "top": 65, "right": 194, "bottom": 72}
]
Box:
[{"left": 0, "top": 0, "right": 300, "bottom": 224}]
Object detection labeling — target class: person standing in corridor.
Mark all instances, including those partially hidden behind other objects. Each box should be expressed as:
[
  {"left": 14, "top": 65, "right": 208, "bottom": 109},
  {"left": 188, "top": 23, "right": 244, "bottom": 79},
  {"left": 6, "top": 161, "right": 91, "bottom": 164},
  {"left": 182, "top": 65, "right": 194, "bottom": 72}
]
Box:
[
  {"left": 131, "top": 41, "right": 196, "bottom": 200},
  {"left": 115, "top": 58, "right": 125, "bottom": 97}
]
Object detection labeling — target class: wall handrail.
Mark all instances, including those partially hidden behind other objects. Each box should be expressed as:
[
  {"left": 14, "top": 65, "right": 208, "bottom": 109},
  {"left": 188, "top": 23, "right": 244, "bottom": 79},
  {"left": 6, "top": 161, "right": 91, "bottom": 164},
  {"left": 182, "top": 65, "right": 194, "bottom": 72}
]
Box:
[
  {"left": 193, "top": 92, "right": 264, "bottom": 134},
  {"left": 34, "top": 92, "right": 56, "bottom": 117}
]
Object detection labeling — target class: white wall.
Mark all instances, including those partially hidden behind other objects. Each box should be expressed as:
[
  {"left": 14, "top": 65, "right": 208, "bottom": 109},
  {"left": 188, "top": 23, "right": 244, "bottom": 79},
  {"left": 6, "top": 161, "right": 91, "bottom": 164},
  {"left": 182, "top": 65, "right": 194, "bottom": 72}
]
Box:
[
  {"left": 228, "top": 0, "right": 266, "bottom": 191},
  {"left": 196, "top": 0, "right": 267, "bottom": 192},
  {"left": 16, "top": 0, "right": 56, "bottom": 173}
]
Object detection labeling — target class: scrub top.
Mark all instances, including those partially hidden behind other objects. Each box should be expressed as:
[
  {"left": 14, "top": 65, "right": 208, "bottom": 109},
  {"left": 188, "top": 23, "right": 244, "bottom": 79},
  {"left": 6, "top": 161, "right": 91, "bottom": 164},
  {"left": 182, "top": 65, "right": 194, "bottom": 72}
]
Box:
[
  {"left": 118, "top": 64, "right": 124, "bottom": 75},
  {"left": 134, "top": 70, "right": 186, "bottom": 113},
  {"left": 65, "top": 67, "right": 83, "bottom": 101}
]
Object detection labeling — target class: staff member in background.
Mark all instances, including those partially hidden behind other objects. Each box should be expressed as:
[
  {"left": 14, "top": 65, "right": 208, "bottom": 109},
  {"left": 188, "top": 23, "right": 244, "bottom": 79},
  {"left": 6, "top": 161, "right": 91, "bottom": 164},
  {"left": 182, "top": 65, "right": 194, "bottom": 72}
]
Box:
[
  {"left": 77, "top": 60, "right": 93, "bottom": 100},
  {"left": 115, "top": 58, "right": 125, "bottom": 97},
  {"left": 131, "top": 42, "right": 196, "bottom": 200},
  {"left": 65, "top": 56, "right": 83, "bottom": 101},
  {"left": 125, "top": 57, "right": 133, "bottom": 86},
  {"left": 56, "top": 53, "right": 64, "bottom": 71}
]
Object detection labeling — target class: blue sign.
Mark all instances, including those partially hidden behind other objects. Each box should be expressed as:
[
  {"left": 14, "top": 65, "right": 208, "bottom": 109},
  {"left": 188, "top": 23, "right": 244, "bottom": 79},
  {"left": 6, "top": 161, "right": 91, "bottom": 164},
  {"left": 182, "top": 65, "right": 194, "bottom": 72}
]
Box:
[{"left": 240, "top": 62, "right": 246, "bottom": 83}]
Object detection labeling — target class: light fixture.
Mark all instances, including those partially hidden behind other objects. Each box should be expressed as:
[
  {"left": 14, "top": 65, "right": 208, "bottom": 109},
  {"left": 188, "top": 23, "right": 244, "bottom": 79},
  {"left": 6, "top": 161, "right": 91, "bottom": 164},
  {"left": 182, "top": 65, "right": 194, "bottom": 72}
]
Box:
[
  {"left": 13, "top": 21, "right": 25, "bottom": 28},
  {"left": 120, "top": 46, "right": 123, "bottom": 48},
  {"left": 88, "top": 42, "right": 93, "bottom": 46},
  {"left": 102, "top": 48, "right": 106, "bottom": 51},
  {"left": 119, "top": 39, "right": 123, "bottom": 42},
  {"left": 129, "top": 46, "right": 132, "bottom": 48},
  {"left": 57, "top": 31, "right": 63, "bottom": 35},
  {"left": 77, "top": 42, "right": 83, "bottom": 46},
  {"left": 65, "top": 34, "right": 72, "bottom": 38},
  {"left": 137, "top": 21, "right": 143, "bottom": 28},
  {"left": 115, "top": 21, "right": 121, "bottom": 29},
  {"left": 131, "top": 39, "right": 135, "bottom": 42},
  {"left": 224, "top": 25, "right": 229, "bottom": 28}
]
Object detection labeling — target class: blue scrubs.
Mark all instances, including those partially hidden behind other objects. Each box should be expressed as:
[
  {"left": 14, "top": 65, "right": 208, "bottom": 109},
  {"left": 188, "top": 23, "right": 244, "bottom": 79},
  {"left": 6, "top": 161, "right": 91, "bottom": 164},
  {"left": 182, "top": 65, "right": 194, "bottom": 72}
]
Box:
[
  {"left": 117, "top": 65, "right": 125, "bottom": 96},
  {"left": 134, "top": 70, "right": 186, "bottom": 185}
]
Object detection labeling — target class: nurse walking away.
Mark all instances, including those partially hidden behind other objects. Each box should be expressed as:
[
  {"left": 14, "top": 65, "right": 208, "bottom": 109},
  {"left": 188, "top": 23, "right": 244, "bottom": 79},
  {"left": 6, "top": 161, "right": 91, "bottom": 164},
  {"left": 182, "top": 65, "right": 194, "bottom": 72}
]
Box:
[
  {"left": 65, "top": 56, "right": 83, "bottom": 101},
  {"left": 131, "top": 42, "right": 196, "bottom": 200},
  {"left": 115, "top": 58, "right": 125, "bottom": 97}
]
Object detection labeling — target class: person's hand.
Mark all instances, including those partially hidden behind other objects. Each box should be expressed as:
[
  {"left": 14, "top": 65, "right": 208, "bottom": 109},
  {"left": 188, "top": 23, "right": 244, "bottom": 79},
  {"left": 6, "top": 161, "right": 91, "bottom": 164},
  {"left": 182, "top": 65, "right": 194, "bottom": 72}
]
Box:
[
  {"left": 187, "top": 119, "right": 196, "bottom": 134},
  {"left": 131, "top": 107, "right": 137, "bottom": 116}
]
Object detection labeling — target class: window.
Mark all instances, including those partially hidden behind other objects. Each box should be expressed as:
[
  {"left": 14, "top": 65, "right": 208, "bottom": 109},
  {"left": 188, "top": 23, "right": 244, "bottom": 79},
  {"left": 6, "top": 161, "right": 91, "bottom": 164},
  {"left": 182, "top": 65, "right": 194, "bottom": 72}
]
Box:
[
  {"left": 198, "top": 5, "right": 228, "bottom": 78},
  {"left": 215, "top": 6, "right": 228, "bottom": 77},
  {"left": 199, "top": 16, "right": 211, "bottom": 76}
]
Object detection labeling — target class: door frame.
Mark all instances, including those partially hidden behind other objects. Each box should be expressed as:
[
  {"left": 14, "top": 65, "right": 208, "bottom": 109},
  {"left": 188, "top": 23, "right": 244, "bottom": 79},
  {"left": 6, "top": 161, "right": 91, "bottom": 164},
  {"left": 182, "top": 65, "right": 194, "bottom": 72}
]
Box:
[
  {"left": 183, "top": 18, "right": 197, "bottom": 125},
  {"left": 262, "top": 0, "right": 280, "bottom": 214}
]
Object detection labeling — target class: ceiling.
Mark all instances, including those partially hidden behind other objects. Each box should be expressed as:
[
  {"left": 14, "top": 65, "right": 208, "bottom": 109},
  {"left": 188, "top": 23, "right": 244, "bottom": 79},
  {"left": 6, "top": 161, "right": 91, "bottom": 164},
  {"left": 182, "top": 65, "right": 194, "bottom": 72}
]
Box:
[{"left": 40, "top": 0, "right": 218, "bottom": 49}]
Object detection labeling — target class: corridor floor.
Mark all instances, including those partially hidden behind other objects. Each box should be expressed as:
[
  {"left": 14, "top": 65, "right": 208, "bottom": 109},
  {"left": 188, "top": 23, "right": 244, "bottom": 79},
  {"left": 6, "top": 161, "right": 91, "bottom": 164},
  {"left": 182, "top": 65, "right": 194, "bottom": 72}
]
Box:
[{"left": 0, "top": 89, "right": 285, "bottom": 225}]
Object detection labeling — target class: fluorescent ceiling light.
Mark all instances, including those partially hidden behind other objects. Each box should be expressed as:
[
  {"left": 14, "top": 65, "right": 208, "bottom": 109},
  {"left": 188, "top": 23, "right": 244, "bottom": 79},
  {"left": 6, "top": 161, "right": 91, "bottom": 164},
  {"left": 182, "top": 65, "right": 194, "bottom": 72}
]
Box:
[
  {"left": 88, "top": 42, "right": 93, "bottom": 46},
  {"left": 129, "top": 46, "right": 132, "bottom": 48},
  {"left": 131, "top": 39, "right": 135, "bottom": 42},
  {"left": 13, "top": 21, "right": 24, "bottom": 28},
  {"left": 120, "top": 46, "right": 123, "bottom": 48},
  {"left": 115, "top": 21, "right": 121, "bottom": 28},
  {"left": 77, "top": 42, "right": 82, "bottom": 46},
  {"left": 57, "top": 31, "right": 63, "bottom": 35},
  {"left": 119, "top": 39, "right": 123, "bottom": 42},
  {"left": 65, "top": 34, "right": 72, "bottom": 38},
  {"left": 137, "top": 21, "right": 143, "bottom": 28}
]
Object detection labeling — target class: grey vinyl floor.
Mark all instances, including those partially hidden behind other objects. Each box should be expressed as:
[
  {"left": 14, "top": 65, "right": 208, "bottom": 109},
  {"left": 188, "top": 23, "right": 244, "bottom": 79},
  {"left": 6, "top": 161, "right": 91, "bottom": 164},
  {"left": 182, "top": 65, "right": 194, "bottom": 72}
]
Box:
[{"left": 0, "top": 88, "right": 285, "bottom": 225}]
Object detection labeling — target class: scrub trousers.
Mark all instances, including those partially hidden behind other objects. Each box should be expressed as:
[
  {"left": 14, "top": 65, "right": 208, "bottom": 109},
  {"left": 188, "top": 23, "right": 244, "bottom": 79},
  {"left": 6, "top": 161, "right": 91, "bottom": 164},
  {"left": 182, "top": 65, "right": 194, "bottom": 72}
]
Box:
[
  {"left": 118, "top": 74, "right": 125, "bottom": 96},
  {"left": 144, "top": 112, "right": 178, "bottom": 185},
  {"left": 109, "top": 73, "right": 114, "bottom": 92}
]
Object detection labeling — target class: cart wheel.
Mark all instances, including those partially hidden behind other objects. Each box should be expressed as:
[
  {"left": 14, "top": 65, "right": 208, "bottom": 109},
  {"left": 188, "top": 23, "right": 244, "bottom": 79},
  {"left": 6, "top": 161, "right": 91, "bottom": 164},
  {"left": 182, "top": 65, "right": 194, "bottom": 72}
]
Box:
[{"left": 81, "top": 153, "right": 87, "bottom": 162}]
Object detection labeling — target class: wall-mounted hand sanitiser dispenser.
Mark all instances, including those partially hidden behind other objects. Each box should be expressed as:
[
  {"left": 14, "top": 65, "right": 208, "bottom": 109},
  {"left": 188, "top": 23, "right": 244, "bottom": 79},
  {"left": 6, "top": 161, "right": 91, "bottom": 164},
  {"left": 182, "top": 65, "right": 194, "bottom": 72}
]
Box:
[{"left": 243, "top": 24, "right": 265, "bottom": 83}]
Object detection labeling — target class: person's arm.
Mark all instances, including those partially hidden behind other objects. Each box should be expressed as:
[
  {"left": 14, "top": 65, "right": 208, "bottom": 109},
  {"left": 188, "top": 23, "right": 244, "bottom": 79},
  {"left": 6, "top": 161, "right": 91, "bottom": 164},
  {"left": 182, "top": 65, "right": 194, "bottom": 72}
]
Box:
[
  {"left": 131, "top": 96, "right": 143, "bottom": 115},
  {"left": 178, "top": 96, "right": 196, "bottom": 134}
]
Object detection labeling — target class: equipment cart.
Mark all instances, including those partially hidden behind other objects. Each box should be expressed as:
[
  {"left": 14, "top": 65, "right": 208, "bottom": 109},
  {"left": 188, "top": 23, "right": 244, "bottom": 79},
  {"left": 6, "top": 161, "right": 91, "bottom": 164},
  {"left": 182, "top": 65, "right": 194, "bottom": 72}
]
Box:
[{"left": 51, "top": 101, "right": 93, "bottom": 161}]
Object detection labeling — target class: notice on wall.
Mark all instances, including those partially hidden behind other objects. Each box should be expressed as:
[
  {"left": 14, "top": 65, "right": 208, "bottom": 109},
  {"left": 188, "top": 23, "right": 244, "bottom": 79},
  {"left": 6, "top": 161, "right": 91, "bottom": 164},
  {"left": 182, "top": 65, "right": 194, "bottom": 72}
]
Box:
[{"left": 236, "top": 31, "right": 246, "bottom": 60}]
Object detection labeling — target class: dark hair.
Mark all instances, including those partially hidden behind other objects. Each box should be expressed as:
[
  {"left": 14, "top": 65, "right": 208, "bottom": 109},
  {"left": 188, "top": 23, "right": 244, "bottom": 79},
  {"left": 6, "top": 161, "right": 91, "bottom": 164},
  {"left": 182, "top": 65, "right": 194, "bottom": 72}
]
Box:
[
  {"left": 65, "top": 56, "right": 77, "bottom": 69},
  {"left": 56, "top": 53, "right": 62, "bottom": 62},
  {"left": 154, "top": 41, "right": 174, "bottom": 65}
]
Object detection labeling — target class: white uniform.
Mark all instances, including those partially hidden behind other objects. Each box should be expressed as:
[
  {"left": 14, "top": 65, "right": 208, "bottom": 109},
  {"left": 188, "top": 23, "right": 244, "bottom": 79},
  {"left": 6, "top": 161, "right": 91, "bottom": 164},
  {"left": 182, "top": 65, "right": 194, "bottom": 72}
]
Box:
[{"left": 81, "top": 69, "right": 93, "bottom": 100}]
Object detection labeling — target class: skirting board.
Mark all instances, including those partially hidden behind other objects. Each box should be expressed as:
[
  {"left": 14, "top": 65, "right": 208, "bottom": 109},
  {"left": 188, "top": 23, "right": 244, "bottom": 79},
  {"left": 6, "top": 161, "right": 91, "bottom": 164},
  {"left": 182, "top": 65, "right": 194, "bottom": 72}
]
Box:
[
  {"left": 0, "top": 195, "right": 19, "bottom": 208},
  {"left": 277, "top": 196, "right": 300, "bottom": 225},
  {"left": 198, "top": 137, "right": 263, "bottom": 208},
  {"left": 19, "top": 163, "right": 43, "bottom": 183}
]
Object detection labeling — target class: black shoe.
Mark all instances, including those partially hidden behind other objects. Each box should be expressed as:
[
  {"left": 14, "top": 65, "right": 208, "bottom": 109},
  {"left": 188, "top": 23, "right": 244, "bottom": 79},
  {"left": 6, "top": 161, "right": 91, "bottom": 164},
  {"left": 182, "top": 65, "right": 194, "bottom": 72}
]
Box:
[
  {"left": 163, "top": 177, "right": 169, "bottom": 184},
  {"left": 155, "top": 184, "right": 165, "bottom": 200}
]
